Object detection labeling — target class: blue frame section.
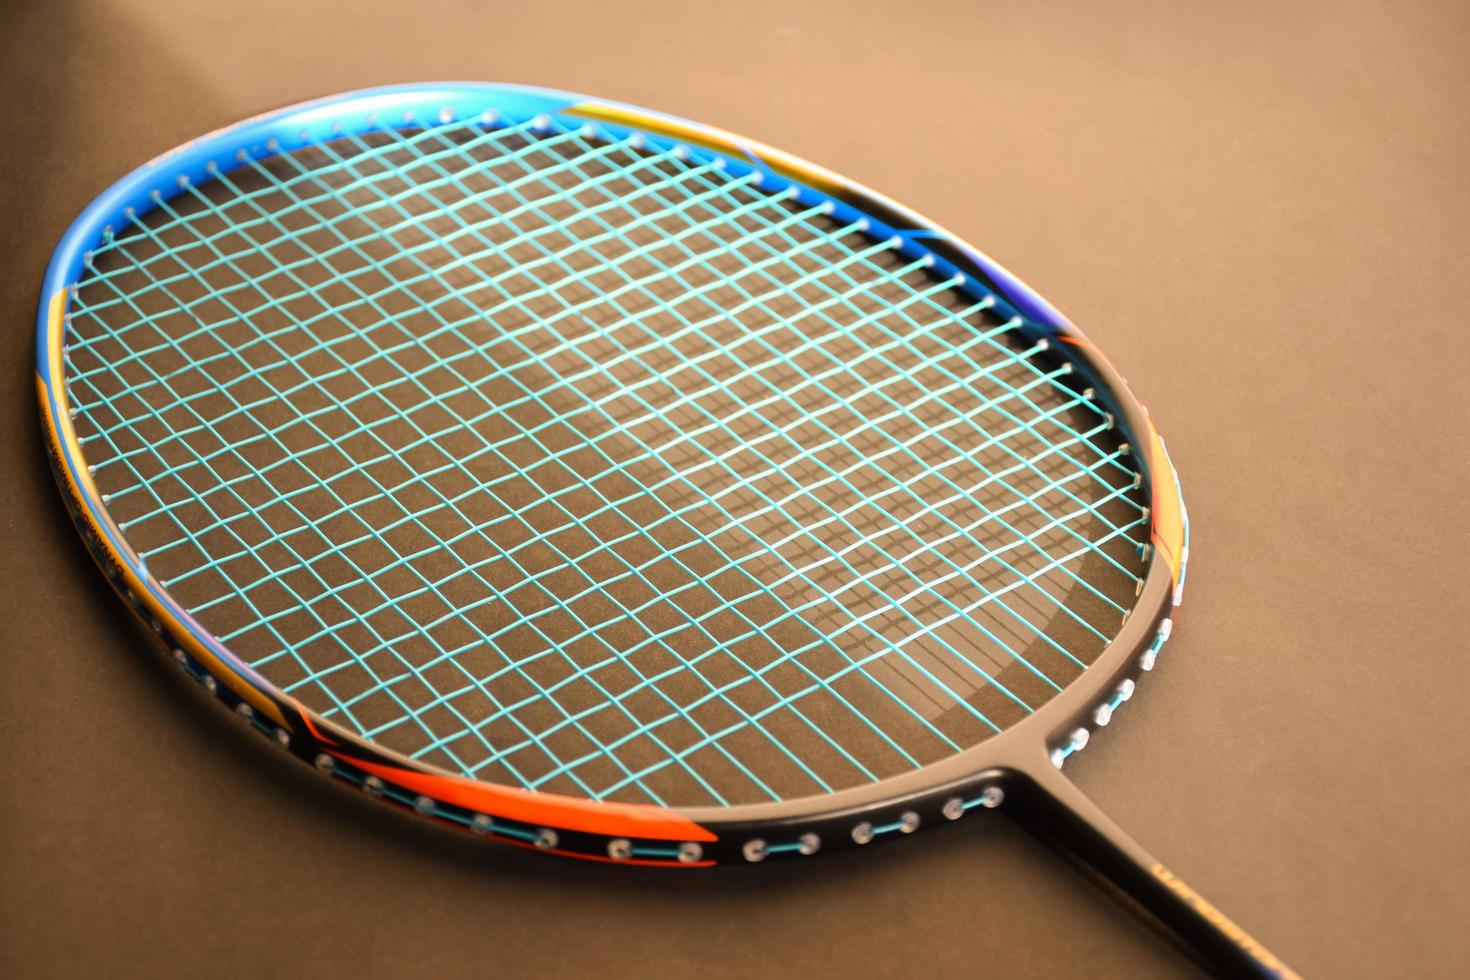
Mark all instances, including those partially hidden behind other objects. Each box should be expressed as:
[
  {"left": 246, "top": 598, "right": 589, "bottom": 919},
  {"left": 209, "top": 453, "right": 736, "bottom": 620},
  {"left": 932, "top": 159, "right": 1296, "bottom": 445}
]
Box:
[{"left": 38, "top": 82, "right": 1078, "bottom": 384}]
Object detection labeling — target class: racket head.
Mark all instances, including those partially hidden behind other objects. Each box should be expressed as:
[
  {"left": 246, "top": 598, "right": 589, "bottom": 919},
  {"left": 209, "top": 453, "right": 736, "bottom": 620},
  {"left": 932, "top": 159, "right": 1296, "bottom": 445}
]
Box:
[{"left": 37, "top": 83, "right": 1188, "bottom": 865}]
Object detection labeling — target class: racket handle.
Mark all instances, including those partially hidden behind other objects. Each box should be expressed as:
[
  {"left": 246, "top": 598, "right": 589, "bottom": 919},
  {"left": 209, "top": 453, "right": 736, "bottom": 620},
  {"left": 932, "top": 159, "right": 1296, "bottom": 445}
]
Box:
[{"left": 1003, "top": 764, "right": 1300, "bottom": 979}]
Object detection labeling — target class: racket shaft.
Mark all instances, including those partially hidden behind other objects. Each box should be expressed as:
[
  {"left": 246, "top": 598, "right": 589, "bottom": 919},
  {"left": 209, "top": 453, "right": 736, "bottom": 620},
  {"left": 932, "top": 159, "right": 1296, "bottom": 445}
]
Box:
[{"left": 1005, "top": 766, "right": 1298, "bottom": 979}]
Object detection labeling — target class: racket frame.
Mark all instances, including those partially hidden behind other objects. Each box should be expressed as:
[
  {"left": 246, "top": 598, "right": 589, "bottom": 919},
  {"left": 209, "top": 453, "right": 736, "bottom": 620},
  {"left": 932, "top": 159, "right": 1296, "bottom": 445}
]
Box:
[{"left": 37, "top": 83, "right": 1189, "bottom": 868}]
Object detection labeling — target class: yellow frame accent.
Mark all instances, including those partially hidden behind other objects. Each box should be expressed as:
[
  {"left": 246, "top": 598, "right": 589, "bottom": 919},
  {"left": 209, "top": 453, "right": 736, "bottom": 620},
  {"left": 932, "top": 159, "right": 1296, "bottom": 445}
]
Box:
[{"left": 38, "top": 288, "right": 289, "bottom": 728}]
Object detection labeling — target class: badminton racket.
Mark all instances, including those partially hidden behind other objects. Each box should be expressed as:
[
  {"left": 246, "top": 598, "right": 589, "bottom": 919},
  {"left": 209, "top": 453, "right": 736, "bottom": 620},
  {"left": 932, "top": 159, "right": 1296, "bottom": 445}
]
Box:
[{"left": 37, "top": 83, "right": 1293, "bottom": 978}]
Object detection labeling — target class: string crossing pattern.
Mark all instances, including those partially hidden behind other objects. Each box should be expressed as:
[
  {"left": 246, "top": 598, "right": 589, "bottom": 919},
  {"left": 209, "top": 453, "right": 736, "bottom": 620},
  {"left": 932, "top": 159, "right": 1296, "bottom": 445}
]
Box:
[{"left": 63, "top": 113, "right": 1149, "bottom": 808}]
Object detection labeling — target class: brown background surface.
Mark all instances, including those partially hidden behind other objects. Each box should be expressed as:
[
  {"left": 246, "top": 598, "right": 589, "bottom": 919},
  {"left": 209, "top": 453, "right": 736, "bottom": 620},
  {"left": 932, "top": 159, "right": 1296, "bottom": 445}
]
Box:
[{"left": 2, "top": 1, "right": 1467, "bottom": 977}]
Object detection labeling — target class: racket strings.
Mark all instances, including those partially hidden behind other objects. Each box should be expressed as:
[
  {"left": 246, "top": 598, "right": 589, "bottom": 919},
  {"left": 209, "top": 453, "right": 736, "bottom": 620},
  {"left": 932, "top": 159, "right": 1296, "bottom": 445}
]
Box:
[
  {"left": 74, "top": 122, "right": 1140, "bottom": 799},
  {"left": 64, "top": 111, "right": 1148, "bottom": 806}
]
